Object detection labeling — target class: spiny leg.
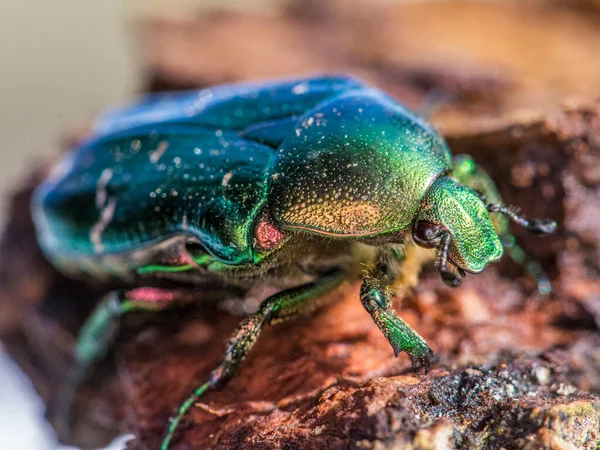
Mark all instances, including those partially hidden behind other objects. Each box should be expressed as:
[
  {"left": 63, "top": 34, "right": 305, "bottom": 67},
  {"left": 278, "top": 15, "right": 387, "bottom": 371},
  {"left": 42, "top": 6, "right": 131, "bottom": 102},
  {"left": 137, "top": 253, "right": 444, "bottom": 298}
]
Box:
[
  {"left": 452, "top": 154, "right": 554, "bottom": 294},
  {"left": 57, "top": 288, "right": 181, "bottom": 438},
  {"left": 160, "top": 269, "right": 346, "bottom": 450},
  {"left": 361, "top": 248, "right": 434, "bottom": 370}
]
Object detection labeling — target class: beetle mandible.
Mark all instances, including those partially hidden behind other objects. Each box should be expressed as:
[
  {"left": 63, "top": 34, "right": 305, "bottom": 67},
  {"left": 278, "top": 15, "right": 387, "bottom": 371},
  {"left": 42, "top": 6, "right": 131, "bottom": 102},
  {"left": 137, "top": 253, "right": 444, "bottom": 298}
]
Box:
[{"left": 31, "top": 75, "right": 556, "bottom": 449}]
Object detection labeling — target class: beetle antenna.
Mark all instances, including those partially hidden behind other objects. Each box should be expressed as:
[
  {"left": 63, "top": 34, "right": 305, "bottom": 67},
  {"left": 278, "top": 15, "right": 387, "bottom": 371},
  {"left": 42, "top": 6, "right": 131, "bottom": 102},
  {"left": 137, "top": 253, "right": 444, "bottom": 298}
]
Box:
[
  {"left": 437, "top": 233, "right": 461, "bottom": 287},
  {"left": 487, "top": 203, "right": 557, "bottom": 234}
]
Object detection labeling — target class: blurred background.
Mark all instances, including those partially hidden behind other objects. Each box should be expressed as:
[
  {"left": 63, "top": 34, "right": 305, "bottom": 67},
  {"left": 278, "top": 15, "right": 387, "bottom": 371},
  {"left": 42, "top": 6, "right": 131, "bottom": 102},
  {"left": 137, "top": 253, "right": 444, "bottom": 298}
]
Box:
[
  {"left": 1, "top": 2, "right": 136, "bottom": 448},
  {"left": 1, "top": 0, "right": 599, "bottom": 449},
  {"left": 0, "top": 0, "right": 137, "bottom": 223}
]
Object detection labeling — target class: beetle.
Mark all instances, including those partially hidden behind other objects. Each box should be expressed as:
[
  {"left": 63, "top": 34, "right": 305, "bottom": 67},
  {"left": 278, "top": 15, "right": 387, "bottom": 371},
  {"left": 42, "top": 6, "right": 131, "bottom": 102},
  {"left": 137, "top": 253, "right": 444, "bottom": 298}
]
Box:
[{"left": 30, "top": 75, "right": 556, "bottom": 449}]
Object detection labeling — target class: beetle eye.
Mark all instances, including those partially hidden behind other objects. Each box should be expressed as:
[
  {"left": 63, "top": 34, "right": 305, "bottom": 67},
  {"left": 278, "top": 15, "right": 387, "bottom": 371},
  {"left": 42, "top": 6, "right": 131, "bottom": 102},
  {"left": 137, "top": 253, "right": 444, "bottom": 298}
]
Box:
[{"left": 412, "top": 221, "right": 442, "bottom": 248}]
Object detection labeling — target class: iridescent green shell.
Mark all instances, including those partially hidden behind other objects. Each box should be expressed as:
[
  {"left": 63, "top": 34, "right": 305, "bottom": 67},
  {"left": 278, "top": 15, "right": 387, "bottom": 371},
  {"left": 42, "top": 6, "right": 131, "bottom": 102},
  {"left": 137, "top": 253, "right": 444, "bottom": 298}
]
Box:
[
  {"left": 269, "top": 90, "right": 452, "bottom": 236},
  {"left": 32, "top": 76, "right": 363, "bottom": 270},
  {"left": 32, "top": 75, "right": 452, "bottom": 277}
]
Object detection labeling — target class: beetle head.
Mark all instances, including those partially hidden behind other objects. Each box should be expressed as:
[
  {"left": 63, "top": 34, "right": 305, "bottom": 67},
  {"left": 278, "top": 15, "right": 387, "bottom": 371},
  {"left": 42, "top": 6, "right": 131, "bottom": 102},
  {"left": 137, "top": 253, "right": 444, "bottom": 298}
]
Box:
[
  {"left": 414, "top": 175, "right": 557, "bottom": 286},
  {"left": 414, "top": 176, "right": 503, "bottom": 286}
]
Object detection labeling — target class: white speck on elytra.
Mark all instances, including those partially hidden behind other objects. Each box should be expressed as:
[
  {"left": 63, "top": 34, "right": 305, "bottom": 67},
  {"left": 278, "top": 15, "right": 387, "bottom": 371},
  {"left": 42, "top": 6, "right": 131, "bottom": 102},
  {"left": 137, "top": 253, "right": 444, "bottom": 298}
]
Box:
[
  {"left": 222, "top": 170, "right": 234, "bottom": 187},
  {"left": 193, "top": 89, "right": 213, "bottom": 111},
  {"left": 90, "top": 197, "right": 116, "bottom": 254},
  {"left": 95, "top": 168, "right": 113, "bottom": 209},
  {"left": 291, "top": 83, "right": 309, "bottom": 95},
  {"left": 149, "top": 141, "right": 169, "bottom": 164}
]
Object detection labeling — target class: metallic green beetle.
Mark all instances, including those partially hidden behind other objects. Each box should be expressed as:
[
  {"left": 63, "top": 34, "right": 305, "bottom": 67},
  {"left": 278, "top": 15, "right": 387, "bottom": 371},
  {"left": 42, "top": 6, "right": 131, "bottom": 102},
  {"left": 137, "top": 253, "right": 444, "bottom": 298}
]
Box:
[{"left": 31, "top": 75, "right": 556, "bottom": 449}]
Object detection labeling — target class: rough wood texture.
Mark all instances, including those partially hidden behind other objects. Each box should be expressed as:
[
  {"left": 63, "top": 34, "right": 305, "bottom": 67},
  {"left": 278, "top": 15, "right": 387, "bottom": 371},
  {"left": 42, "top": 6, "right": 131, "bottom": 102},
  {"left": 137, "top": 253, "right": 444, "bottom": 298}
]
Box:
[
  {"left": 1, "top": 1, "right": 600, "bottom": 449},
  {"left": 142, "top": 0, "right": 600, "bottom": 132}
]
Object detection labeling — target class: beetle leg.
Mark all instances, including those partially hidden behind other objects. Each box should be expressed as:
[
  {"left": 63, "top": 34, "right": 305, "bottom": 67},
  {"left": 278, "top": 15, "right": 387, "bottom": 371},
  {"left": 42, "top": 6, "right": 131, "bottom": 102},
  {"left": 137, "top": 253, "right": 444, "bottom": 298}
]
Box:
[
  {"left": 360, "top": 249, "right": 434, "bottom": 371},
  {"left": 360, "top": 279, "right": 433, "bottom": 370},
  {"left": 57, "top": 288, "right": 182, "bottom": 439},
  {"left": 161, "top": 269, "right": 346, "bottom": 450}
]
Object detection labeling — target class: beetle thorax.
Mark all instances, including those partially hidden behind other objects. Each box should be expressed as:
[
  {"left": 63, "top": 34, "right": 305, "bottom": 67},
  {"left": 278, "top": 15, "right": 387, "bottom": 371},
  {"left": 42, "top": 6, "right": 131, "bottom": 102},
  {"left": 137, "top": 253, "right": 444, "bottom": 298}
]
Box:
[{"left": 267, "top": 91, "right": 452, "bottom": 238}]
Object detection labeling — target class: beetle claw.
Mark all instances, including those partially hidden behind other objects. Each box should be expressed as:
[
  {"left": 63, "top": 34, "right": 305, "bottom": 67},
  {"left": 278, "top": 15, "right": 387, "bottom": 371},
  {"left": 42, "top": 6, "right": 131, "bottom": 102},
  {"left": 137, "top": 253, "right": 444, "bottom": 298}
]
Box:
[{"left": 409, "top": 347, "right": 437, "bottom": 374}]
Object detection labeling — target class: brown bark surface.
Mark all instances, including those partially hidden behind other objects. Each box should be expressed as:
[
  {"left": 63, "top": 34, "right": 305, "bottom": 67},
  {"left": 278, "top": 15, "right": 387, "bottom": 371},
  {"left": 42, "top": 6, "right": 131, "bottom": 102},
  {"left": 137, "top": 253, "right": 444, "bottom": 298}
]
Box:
[{"left": 1, "top": 1, "right": 600, "bottom": 449}]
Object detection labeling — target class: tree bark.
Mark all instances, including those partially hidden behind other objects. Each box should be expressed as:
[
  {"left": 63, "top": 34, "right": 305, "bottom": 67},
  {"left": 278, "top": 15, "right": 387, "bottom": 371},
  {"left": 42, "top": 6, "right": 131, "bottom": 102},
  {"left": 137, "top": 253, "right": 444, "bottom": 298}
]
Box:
[{"left": 2, "top": 1, "right": 600, "bottom": 449}]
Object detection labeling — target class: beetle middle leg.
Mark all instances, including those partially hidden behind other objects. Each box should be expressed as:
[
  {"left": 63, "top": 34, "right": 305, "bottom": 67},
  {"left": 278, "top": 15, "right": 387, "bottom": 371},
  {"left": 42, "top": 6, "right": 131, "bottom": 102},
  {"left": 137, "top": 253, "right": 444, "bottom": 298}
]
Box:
[
  {"left": 360, "top": 247, "right": 434, "bottom": 370},
  {"left": 161, "top": 269, "right": 346, "bottom": 450},
  {"left": 57, "top": 287, "right": 189, "bottom": 438}
]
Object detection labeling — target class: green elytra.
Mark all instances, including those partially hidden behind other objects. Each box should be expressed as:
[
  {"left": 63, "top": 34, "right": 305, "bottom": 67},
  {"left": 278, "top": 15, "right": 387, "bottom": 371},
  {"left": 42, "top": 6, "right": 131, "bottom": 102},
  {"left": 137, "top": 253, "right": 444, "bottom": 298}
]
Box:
[{"left": 30, "top": 75, "right": 556, "bottom": 449}]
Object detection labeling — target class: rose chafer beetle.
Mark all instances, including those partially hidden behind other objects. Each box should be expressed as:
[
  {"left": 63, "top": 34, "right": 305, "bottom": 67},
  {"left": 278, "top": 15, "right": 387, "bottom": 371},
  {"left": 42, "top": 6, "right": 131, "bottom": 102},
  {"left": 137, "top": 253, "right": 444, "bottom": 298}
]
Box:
[{"left": 31, "top": 75, "right": 556, "bottom": 449}]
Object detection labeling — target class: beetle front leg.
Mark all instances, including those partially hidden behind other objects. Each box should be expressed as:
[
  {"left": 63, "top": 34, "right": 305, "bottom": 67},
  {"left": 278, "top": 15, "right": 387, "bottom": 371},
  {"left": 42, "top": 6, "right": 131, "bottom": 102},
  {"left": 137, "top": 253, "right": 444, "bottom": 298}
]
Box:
[
  {"left": 361, "top": 278, "right": 433, "bottom": 370},
  {"left": 57, "top": 287, "right": 182, "bottom": 438},
  {"left": 161, "top": 269, "right": 346, "bottom": 450},
  {"left": 360, "top": 250, "right": 434, "bottom": 370}
]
